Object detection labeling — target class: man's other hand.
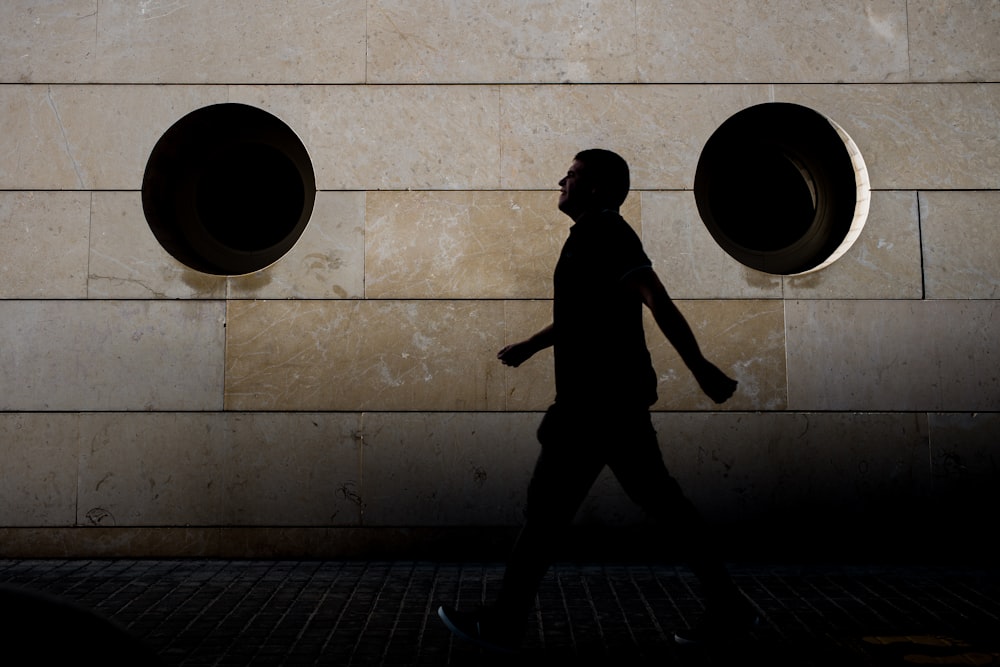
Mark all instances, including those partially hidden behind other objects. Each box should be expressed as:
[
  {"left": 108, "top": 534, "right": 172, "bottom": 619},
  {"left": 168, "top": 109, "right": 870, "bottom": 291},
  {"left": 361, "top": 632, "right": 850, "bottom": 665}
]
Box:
[
  {"left": 695, "top": 361, "right": 738, "bottom": 404},
  {"left": 497, "top": 342, "right": 534, "bottom": 368}
]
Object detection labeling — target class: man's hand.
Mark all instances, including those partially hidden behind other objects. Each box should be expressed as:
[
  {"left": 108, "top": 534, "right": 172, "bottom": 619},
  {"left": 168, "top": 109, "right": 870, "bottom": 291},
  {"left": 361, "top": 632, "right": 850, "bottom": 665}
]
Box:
[
  {"left": 497, "top": 342, "right": 535, "bottom": 368},
  {"left": 498, "top": 324, "right": 555, "bottom": 368},
  {"left": 693, "top": 360, "right": 738, "bottom": 404}
]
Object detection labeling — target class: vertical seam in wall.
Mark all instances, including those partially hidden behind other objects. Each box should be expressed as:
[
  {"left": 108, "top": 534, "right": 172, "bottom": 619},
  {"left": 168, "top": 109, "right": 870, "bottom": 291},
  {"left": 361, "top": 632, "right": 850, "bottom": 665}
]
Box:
[
  {"left": 501, "top": 300, "right": 509, "bottom": 411},
  {"left": 86, "top": 191, "right": 94, "bottom": 299},
  {"left": 364, "top": 1, "right": 369, "bottom": 84},
  {"left": 222, "top": 299, "right": 229, "bottom": 411},
  {"left": 74, "top": 412, "right": 82, "bottom": 529},
  {"left": 358, "top": 411, "right": 366, "bottom": 526},
  {"left": 916, "top": 191, "right": 926, "bottom": 299},
  {"left": 362, "top": 191, "right": 368, "bottom": 299},
  {"left": 924, "top": 411, "right": 935, "bottom": 495},
  {"left": 783, "top": 298, "right": 791, "bottom": 411},
  {"left": 92, "top": 1, "right": 100, "bottom": 78},
  {"left": 632, "top": 0, "right": 639, "bottom": 83},
  {"left": 497, "top": 87, "right": 504, "bottom": 189},
  {"left": 904, "top": 0, "right": 913, "bottom": 81}
]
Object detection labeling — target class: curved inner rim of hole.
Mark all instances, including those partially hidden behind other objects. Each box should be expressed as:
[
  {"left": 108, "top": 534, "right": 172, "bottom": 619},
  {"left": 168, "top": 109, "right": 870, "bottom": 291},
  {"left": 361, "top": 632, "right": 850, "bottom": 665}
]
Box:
[
  {"left": 194, "top": 143, "right": 306, "bottom": 253},
  {"left": 709, "top": 146, "right": 818, "bottom": 253}
]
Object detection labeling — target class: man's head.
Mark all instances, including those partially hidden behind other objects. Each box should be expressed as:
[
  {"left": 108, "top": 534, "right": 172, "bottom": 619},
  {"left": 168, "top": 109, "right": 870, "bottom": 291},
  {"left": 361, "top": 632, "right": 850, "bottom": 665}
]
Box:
[{"left": 557, "top": 149, "right": 630, "bottom": 219}]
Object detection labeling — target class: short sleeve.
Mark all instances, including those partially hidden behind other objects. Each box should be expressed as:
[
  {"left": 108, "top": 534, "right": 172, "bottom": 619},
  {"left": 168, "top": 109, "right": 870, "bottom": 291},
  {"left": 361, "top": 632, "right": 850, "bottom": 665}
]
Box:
[{"left": 607, "top": 216, "right": 652, "bottom": 282}]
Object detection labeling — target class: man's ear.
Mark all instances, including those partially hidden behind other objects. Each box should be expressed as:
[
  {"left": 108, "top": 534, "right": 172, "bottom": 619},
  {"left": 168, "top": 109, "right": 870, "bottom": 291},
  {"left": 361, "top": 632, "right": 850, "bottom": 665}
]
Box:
[{"left": 589, "top": 184, "right": 604, "bottom": 204}]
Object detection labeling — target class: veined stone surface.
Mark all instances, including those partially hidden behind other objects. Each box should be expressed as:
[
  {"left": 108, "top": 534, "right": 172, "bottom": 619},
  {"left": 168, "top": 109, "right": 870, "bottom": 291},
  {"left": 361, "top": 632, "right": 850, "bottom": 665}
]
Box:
[
  {"left": 0, "top": 191, "right": 91, "bottom": 298},
  {"left": 921, "top": 191, "right": 1000, "bottom": 299},
  {"left": 787, "top": 300, "right": 1000, "bottom": 411},
  {"left": 0, "top": 1, "right": 996, "bottom": 553},
  {"left": 365, "top": 191, "right": 639, "bottom": 299},
  {"left": 224, "top": 300, "right": 506, "bottom": 411},
  {"left": 0, "top": 301, "right": 226, "bottom": 411}
]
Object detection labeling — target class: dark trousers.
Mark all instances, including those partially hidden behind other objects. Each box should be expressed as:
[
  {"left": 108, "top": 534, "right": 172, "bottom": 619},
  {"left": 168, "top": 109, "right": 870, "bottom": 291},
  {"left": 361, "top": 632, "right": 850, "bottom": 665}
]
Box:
[{"left": 495, "top": 402, "right": 737, "bottom": 619}]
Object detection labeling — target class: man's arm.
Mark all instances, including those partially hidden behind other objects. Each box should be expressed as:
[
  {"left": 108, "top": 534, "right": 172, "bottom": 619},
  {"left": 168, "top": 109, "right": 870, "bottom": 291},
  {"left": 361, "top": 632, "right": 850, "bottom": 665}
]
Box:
[
  {"left": 625, "top": 268, "right": 737, "bottom": 404},
  {"left": 497, "top": 323, "right": 555, "bottom": 368}
]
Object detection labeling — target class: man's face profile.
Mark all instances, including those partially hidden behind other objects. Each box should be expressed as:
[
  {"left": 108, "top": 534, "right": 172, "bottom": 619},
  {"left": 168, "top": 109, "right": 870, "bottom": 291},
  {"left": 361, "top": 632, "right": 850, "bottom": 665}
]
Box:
[{"left": 558, "top": 159, "right": 594, "bottom": 218}]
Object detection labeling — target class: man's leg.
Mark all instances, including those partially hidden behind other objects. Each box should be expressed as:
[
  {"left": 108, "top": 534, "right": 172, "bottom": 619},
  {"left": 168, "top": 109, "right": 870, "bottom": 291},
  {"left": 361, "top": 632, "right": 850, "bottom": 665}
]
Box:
[
  {"left": 494, "top": 414, "right": 605, "bottom": 620},
  {"left": 605, "top": 411, "right": 755, "bottom": 642},
  {"left": 439, "top": 404, "right": 605, "bottom": 651}
]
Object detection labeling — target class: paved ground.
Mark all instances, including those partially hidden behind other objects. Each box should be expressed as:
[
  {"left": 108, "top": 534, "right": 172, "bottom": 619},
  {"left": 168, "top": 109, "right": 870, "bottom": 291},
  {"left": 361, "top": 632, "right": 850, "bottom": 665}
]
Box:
[{"left": 1, "top": 559, "right": 998, "bottom": 666}]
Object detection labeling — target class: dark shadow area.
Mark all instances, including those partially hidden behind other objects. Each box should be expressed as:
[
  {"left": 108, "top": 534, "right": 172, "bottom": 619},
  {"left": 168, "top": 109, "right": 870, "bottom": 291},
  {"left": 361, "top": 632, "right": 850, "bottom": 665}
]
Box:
[{"left": 0, "top": 585, "right": 166, "bottom": 666}]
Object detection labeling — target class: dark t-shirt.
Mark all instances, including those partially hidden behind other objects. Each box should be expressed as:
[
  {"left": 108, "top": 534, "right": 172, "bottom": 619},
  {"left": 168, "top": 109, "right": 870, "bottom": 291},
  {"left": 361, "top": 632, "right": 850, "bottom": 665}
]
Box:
[{"left": 552, "top": 209, "right": 658, "bottom": 408}]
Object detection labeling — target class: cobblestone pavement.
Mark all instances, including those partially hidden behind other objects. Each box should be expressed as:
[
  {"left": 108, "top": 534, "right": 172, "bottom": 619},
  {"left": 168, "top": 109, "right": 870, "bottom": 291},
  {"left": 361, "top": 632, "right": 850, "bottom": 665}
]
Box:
[{"left": 1, "top": 560, "right": 998, "bottom": 666}]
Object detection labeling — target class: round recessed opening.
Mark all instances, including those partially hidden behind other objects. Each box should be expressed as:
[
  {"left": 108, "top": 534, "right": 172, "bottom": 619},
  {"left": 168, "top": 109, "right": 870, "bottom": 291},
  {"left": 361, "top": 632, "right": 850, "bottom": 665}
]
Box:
[
  {"left": 694, "top": 103, "right": 869, "bottom": 275},
  {"left": 142, "top": 103, "right": 316, "bottom": 276}
]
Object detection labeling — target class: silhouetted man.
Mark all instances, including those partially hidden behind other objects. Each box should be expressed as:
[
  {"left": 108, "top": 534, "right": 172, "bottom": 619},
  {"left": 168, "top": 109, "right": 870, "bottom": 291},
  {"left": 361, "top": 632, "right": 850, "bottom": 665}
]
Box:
[{"left": 438, "top": 149, "right": 756, "bottom": 653}]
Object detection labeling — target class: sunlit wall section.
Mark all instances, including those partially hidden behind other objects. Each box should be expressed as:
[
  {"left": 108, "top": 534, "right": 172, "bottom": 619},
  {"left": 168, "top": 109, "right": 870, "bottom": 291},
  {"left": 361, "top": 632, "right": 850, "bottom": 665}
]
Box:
[{"left": 0, "top": 0, "right": 996, "bottom": 558}]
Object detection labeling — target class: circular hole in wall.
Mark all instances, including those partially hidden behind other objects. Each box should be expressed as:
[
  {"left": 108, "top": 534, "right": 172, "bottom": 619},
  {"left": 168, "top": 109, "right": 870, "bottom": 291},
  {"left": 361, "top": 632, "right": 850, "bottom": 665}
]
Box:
[
  {"left": 694, "top": 103, "right": 869, "bottom": 275},
  {"left": 142, "top": 103, "right": 316, "bottom": 275}
]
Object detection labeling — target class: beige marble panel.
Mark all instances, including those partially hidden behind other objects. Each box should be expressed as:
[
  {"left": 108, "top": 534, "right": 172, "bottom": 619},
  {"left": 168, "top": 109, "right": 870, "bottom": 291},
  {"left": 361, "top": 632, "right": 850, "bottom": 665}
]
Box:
[
  {"left": 641, "top": 191, "right": 783, "bottom": 299},
  {"left": 229, "top": 85, "right": 501, "bottom": 190},
  {"left": 0, "top": 414, "right": 79, "bottom": 527},
  {"left": 95, "top": 0, "right": 366, "bottom": 83},
  {"left": 0, "top": 86, "right": 88, "bottom": 189},
  {"left": 225, "top": 300, "right": 506, "bottom": 411},
  {"left": 0, "top": 192, "right": 90, "bottom": 298},
  {"left": 225, "top": 413, "right": 363, "bottom": 526},
  {"left": 774, "top": 84, "right": 1000, "bottom": 190},
  {"left": 365, "top": 192, "right": 639, "bottom": 299},
  {"left": 60, "top": 84, "right": 231, "bottom": 189},
  {"left": 784, "top": 191, "right": 923, "bottom": 299},
  {"left": 0, "top": 1, "right": 97, "bottom": 83},
  {"left": 361, "top": 412, "right": 539, "bottom": 525},
  {"left": 648, "top": 300, "right": 787, "bottom": 411},
  {"left": 0, "top": 301, "right": 226, "bottom": 410},
  {"left": 503, "top": 300, "right": 556, "bottom": 411},
  {"left": 921, "top": 191, "right": 1000, "bottom": 299},
  {"left": 787, "top": 300, "right": 1000, "bottom": 411},
  {"left": 636, "top": 0, "right": 909, "bottom": 83},
  {"left": 0, "top": 85, "right": 228, "bottom": 190},
  {"left": 89, "top": 191, "right": 227, "bottom": 298},
  {"left": 367, "top": 0, "right": 637, "bottom": 84},
  {"left": 366, "top": 191, "right": 563, "bottom": 299},
  {"left": 78, "top": 413, "right": 229, "bottom": 526},
  {"left": 228, "top": 192, "right": 365, "bottom": 299},
  {"left": 500, "top": 85, "right": 773, "bottom": 190},
  {"left": 908, "top": 1, "right": 1000, "bottom": 82}
]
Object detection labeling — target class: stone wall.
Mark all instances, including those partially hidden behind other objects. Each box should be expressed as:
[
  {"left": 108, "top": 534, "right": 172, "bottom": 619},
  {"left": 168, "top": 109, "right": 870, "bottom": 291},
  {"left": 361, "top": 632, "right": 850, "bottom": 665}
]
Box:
[{"left": 0, "top": 1, "right": 997, "bottom": 560}]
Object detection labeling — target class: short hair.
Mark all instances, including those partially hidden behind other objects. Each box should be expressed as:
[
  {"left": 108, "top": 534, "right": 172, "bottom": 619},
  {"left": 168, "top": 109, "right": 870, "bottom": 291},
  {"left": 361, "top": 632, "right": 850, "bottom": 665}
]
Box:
[{"left": 574, "top": 148, "right": 630, "bottom": 209}]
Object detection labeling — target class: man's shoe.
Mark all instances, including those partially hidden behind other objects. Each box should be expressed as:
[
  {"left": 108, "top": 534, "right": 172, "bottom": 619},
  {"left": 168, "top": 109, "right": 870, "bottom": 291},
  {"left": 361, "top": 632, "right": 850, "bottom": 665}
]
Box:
[
  {"left": 673, "top": 597, "right": 759, "bottom": 645},
  {"left": 437, "top": 605, "right": 520, "bottom": 655}
]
